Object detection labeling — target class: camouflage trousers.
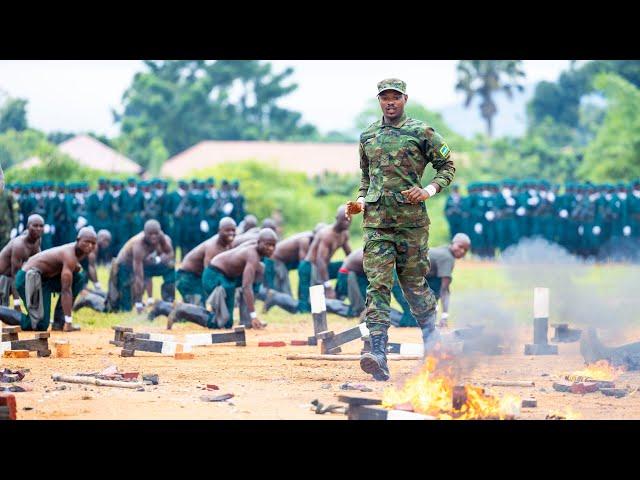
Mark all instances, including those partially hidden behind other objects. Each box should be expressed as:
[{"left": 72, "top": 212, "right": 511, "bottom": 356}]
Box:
[{"left": 363, "top": 226, "right": 437, "bottom": 333}]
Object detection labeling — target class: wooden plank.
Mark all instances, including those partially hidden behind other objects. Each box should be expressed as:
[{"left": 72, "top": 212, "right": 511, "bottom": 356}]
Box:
[
  {"left": 488, "top": 380, "right": 535, "bottom": 387},
  {"left": 318, "top": 323, "right": 369, "bottom": 354},
  {"left": 286, "top": 353, "right": 421, "bottom": 361},
  {"left": 51, "top": 374, "right": 144, "bottom": 389}
]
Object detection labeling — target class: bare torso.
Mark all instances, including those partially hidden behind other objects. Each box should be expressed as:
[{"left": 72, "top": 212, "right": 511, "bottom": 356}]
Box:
[
  {"left": 211, "top": 244, "right": 261, "bottom": 279},
  {"left": 342, "top": 248, "right": 364, "bottom": 274},
  {"left": 22, "top": 243, "right": 83, "bottom": 278},
  {"left": 181, "top": 234, "right": 232, "bottom": 275},
  {"left": 273, "top": 231, "right": 312, "bottom": 264},
  {"left": 0, "top": 234, "right": 42, "bottom": 276},
  {"left": 305, "top": 226, "right": 349, "bottom": 264}
]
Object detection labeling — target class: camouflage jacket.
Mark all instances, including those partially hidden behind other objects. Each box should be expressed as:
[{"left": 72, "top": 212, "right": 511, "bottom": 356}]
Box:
[{"left": 357, "top": 113, "right": 455, "bottom": 228}]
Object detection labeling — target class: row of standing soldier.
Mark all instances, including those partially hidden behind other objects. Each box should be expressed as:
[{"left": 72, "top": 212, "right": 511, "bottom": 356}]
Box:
[
  {"left": 0, "top": 177, "right": 246, "bottom": 261},
  {"left": 445, "top": 179, "right": 640, "bottom": 260}
]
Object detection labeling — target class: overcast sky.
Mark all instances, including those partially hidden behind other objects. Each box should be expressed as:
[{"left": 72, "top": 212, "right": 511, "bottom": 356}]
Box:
[{"left": 0, "top": 60, "right": 572, "bottom": 137}]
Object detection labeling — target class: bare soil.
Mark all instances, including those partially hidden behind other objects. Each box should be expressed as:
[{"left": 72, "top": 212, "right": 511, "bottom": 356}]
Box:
[{"left": 4, "top": 319, "right": 640, "bottom": 420}]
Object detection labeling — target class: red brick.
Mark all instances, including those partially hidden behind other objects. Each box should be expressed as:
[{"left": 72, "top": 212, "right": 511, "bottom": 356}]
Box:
[
  {"left": 3, "top": 350, "right": 29, "bottom": 359},
  {"left": 0, "top": 394, "right": 17, "bottom": 420},
  {"left": 569, "top": 382, "right": 599, "bottom": 394},
  {"left": 258, "top": 341, "right": 286, "bottom": 347},
  {"left": 290, "top": 340, "right": 309, "bottom": 346}
]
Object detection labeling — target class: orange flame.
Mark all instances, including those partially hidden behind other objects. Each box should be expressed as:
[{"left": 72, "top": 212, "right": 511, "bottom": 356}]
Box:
[
  {"left": 569, "top": 360, "right": 624, "bottom": 381},
  {"left": 382, "top": 356, "right": 519, "bottom": 420}
]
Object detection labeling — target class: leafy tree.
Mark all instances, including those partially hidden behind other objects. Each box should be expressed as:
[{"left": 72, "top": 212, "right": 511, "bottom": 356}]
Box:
[
  {"left": 580, "top": 73, "right": 640, "bottom": 181},
  {"left": 47, "top": 131, "right": 76, "bottom": 144},
  {"left": 0, "top": 129, "right": 48, "bottom": 169},
  {"left": 0, "top": 97, "right": 28, "bottom": 133},
  {"left": 114, "top": 60, "right": 318, "bottom": 169},
  {"left": 5, "top": 141, "right": 127, "bottom": 186},
  {"left": 528, "top": 60, "right": 640, "bottom": 129},
  {"left": 455, "top": 60, "right": 525, "bottom": 137}
]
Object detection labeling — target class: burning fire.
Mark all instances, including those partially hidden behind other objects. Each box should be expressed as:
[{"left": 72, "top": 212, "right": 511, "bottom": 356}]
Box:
[
  {"left": 568, "top": 360, "right": 624, "bottom": 381},
  {"left": 381, "top": 356, "right": 520, "bottom": 420}
]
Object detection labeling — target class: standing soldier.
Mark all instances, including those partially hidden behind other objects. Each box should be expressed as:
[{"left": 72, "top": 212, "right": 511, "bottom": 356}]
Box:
[
  {"left": 202, "top": 177, "right": 220, "bottom": 236},
  {"left": 119, "top": 177, "right": 144, "bottom": 251},
  {"left": 444, "top": 185, "right": 463, "bottom": 241},
  {"left": 87, "top": 178, "right": 114, "bottom": 260},
  {"left": 140, "top": 181, "right": 161, "bottom": 224},
  {"left": 109, "top": 180, "right": 123, "bottom": 253},
  {"left": 51, "top": 183, "right": 75, "bottom": 247},
  {"left": 167, "top": 180, "right": 189, "bottom": 259},
  {"left": 497, "top": 179, "right": 518, "bottom": 251},
  {"left": 345, "top": 78, "right": 455, "bottom": 381},
  {"left": 555, "top": 183, "right": 574, "bottom": 251},
  {"left": 231, "top": 180, "right": 246, "bottom": 223}
]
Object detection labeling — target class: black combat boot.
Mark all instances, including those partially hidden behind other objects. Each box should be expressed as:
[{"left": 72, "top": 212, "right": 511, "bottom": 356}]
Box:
[
  {"left": 167, "top": 302, "right": 211, "bottom": 330},
  {"left": 148, "top": 300, "right": 174, "bottom": 321},
  {"left": 264, "top": 291, "right": 299, "bottom": 314},
  {"left": 0, "top": 306, "right": 22, "bottom": 326},
  {"left": 359, "top": 330, "right": 390, "bottom": 381},
  {"left": 420, "top": 310, "right": 441, "bottom": 357}
]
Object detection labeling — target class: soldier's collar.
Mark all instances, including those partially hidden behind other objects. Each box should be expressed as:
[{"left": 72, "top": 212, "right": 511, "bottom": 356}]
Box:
[{"left": 381, "top": 112, "right": 408, "bottom": 128}]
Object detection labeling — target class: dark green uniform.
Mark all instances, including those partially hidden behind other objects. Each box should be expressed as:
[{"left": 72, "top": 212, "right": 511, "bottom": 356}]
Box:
[{"left": 118, "top": 180, "right": 144, "bottom": 249}]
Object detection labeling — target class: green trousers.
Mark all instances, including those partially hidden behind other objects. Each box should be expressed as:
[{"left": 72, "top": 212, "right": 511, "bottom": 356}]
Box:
[
  {"left": 202, "top": 266, "right": 241, "bottom": 328},
  {"left": 144, "top": 263, "right": 176, "bottom": 302},
  {"left": 176, "top": 269, "right": 204, "bottom": 305},
  {"left": 363, "top": 226, "right": 437, "bottom": 333},
  {"left": 15, "top": 268, "right": 84, "bottom": 331},
  {"left": 335, "top": 270, "right": 349, "bottom": 300},
  {"left": 297, "top": 260, "right": 312, "bottom": 313}
]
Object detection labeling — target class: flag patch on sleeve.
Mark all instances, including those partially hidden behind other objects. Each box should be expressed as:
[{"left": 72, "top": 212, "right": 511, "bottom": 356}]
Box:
[{"left": 439, "top": 144, "right": 450, "bottom": 157}]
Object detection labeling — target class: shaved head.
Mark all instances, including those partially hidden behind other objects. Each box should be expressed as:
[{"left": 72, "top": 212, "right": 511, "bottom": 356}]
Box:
[
  {"left": 219, "top": 217, "right": 237, "bottom": 229},
  {"left": 77, "top": 226, "right": 97, "bottom": 241},
  {"left": 144, "top": 219, "right": 161, "bottom": 235},
  {"left": 243, "top": 215, "right": 258, "bottom": 228},
  {"left": 452, "top": 233, "right": 471, "bottom": 247},
  {"left": 27, "top": 214, "right": 44, "bottom": 226},
  {"left": 262, "top": 218, "right": 277, "bottom": 232},
  {"left": 97, "top": 229, "right": 112, "bottom": 242},
  {"left": 450, "top": 232, "right": 471, "bottom": 259},
  {"left": 258, "top": 228, "right": 278, "bottom": 242}
]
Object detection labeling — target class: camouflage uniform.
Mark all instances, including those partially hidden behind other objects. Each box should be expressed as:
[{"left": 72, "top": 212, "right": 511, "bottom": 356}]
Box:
[{"left": 358, "top": 79, "right": 455, "bottom": 334}]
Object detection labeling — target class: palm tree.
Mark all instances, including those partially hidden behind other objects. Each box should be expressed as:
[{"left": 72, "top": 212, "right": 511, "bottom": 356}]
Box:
[{"left": 455, "top": 60, "right": 526, "bottom": 137}]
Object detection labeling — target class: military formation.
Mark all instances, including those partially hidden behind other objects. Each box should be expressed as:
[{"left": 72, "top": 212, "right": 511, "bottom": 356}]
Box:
[
  {"left": 445, "top": 180, "right": 640, "bottom": 260},
  {"left": 1, "top": 177, "right": 247, "bottom": 261}
]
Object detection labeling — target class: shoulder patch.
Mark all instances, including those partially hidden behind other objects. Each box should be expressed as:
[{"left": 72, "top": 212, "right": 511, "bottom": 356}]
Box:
[{"left": 439, "top": 144, "right": 450, "bottom": 157}]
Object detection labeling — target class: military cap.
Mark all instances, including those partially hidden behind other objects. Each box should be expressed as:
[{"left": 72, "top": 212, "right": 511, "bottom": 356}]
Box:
[
  {"left": 178, "top": 180, "right": 188, "bottom": 187},
  {"left": 377, "top": 78, "right": 406, "bottom": 95},
  {"left": 206, "top": 177, "right": 215, "bottom": 184},
  {"left": 98, "top": 177, "right": 107, "bottom": 184},
  {"left": 221, "top": 179, "right": 229, "bottom": 186},
  {"left": 232, "top": 179, "right": 240, "bottom": 187},
  {"left": 127, "top": 177, "right": 136, "bottom": 184}
]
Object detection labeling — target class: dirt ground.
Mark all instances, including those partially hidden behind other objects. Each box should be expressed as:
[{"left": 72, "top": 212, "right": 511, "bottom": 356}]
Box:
[{"left": 3, "top": 317, "right": 640, "bottom": 420}]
